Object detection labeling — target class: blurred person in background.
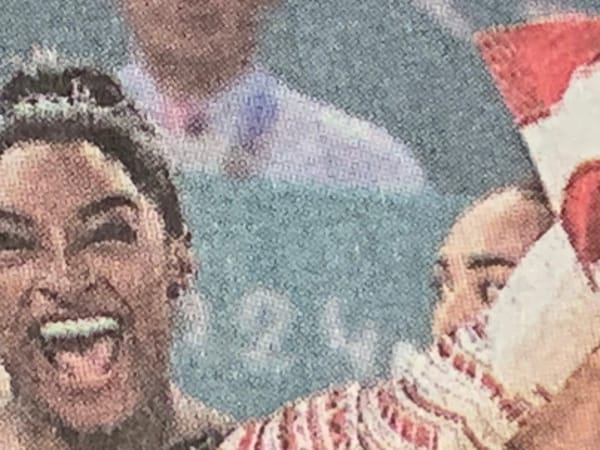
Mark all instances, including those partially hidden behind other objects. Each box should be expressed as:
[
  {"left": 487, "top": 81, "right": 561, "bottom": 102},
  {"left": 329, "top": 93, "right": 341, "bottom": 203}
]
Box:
[{"left": 116, "top": 0, "right": 427, "bottom": 191}]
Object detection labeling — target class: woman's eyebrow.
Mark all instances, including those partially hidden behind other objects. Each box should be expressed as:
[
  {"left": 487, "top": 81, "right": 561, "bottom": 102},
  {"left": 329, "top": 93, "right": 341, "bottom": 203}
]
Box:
[
  {"left": 78, "top": 194, "right": 139, "bottom": 222},
  {"left": 0, "top": 208, "right": 33, "bottom": 228},
  {"left": 467, "top": 254, "right": 517, "bottom": 270}
]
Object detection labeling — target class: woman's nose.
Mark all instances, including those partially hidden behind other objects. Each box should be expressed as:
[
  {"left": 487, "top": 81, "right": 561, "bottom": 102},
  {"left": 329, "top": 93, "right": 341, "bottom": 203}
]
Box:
[
  {"left": 28, "top": 251, "right": 95, "bottom": 316},
  {"left": 32, "top": 230, "right": 88, "bottom": 300},
  {"left": 27, "top": 254, "right": 74, "bottom": 316},
  {"left": 37, "top": 251, "right": 72, "bottom": 297},
  {"left": 432, "top": 287, "right": 457, "bottom": 335},
  {"left": 433, "top": 280, "right": 480, "bottom": 336}
]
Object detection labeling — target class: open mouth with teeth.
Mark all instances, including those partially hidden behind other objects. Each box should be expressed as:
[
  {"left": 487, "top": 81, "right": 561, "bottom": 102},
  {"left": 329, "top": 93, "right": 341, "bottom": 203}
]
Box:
[{"left": 32, "top": 315, "right": 125, "bottom": 390}]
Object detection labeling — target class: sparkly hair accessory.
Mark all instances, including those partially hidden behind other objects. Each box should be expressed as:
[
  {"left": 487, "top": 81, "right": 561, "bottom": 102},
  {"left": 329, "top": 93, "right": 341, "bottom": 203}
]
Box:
[
  {"left": 0, "top": 89, "right": 158, "bottom": 155},
  {"left": 0, "top": 45, "right": 177, "bottom": 181},
  {"left": 11, "top": 86, "right": 95, "bottom": 120},
  {"left": 1, "top": 45, "right": 126, "bottom": 118}
]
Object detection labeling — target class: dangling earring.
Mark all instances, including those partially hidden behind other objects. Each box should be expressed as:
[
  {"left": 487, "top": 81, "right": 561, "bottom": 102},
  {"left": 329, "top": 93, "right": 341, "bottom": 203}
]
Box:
[{"left": 167, "top": 281, "right": 183, "bottom": 300}]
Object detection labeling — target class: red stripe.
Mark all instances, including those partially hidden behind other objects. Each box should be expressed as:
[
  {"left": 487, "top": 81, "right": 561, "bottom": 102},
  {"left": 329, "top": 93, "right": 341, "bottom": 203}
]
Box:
[
  {"left": 376, "top": 384, "right": 439, "bottom": 449},
  {"left": 253, "top": 419, "right": 268, "bottom": 450},
  {"left": 399, "top": 379, "right": 489, "bottom": 450},
  {"left": 471, "top": 318, "right": 487, "bottom": 339},
  {"left": 437, "top": 338, "right": 453, "bottom": 358},
  {"left": 237, "top": 421, "right": 258, "bottom": 450},
  {"left": 453, "top": 354, "right": 466, "bottom": 371},
  {"left": 328, "top": 392, "right": 346, "bottom": 446},
  {"left": 498, "top": 397, "right": 533, "bottom": 422},
  {"left": 281, "top": 405, "right": 298, "bottom": 450},
  {"left": 481, "top": 373, "right": 504, "bottom": 399},
  {"left": 401, "top": 417, "right": 415, "bottom": 441},
  {"left": 533, "top": 384, "right": 553, "bottom": 403},
  {"left": 357, "top": 387, "right": 389, "bottom": 450},
  {"left": 415, "top": 424, "right": 433, "bottom": 448},
  {"left": 465, "top": 361, "right": 477, "bottom": 379}
]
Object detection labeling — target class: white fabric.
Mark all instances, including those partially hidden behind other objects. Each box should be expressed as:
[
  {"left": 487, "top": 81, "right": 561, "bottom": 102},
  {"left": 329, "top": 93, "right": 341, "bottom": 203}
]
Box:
[
  {"left": 487, "top": 222, "right": 600, "bottom": 401},
  {"left": 485, "top": 60, "right": 600, "bottom": 403},
  {"left": 522, "top": 60, "right": 600, "bottom": 213},
  {"left": 118, "top": 62, "right": 427, "bottom": 192}
]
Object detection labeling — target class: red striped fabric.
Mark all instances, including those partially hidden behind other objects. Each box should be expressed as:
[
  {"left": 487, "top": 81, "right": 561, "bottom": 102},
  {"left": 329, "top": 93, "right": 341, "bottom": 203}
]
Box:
[{"left": 219, "top": 315, "right": 547, "bottom": 450}]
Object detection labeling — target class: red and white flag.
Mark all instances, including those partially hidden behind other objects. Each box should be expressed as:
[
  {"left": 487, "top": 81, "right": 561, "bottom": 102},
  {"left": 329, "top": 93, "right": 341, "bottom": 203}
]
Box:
[{"left": 476, "top": 14, "right": 600, "bottom": 403}]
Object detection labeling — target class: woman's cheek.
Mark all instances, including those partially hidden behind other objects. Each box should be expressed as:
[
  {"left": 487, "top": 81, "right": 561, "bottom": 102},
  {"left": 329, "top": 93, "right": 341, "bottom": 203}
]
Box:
[
  {"left": 90, "top": 247, "right": 169, "bottom": 300},
  {"left": 0, "top": 262, "right": 36, "bottom": 344},
  {"left": 0, "top": 260, "right": 36, "bottom": 300}
]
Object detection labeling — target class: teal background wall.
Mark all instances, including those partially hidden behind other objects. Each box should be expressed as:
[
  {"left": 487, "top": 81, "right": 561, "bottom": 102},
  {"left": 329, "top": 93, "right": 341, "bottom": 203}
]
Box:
[{"left": 171, "top": 173, "right": 467, "bottom": 418}]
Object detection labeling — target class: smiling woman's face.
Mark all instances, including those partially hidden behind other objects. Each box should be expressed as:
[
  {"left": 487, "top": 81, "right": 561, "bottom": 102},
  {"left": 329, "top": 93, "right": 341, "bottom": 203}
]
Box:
[{"left": 0, "top": 140, "right": 174, "bottom": 431}]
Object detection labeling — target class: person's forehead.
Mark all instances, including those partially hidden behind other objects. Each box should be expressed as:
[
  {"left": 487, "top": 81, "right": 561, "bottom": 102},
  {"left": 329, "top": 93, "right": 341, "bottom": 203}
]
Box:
[
  {"left": 440, "top": 189, "right": 542, "bottom": 259},
  {"left": 0, "top": 140, "right": 140, "bottom": 219}
]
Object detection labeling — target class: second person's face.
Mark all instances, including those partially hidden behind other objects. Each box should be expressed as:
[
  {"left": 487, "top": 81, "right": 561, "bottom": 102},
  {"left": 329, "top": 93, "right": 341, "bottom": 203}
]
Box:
[{"left": 431, "top": 188, "right": 551, "bottom": 337}]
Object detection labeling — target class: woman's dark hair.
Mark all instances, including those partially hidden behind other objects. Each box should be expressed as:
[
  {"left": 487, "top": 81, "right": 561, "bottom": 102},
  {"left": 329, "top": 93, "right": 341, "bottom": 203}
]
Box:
[
  {"left": 0, "top": 62, "right": 186, "bottom": 240},
  {"left": 516, "top": 175, "right": 553, "bottom": 215}
]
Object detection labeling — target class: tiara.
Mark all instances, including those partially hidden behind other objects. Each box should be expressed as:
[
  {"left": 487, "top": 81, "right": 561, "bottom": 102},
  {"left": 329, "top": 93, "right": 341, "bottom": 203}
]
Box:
[
  {"left": 9, "top": 76, "right": 95, "bottom": 114},
  {"left": 0, "top": 44, "right": 125, "bottom": 121},
  {"left": 0, "top": 46, "right": 164, "bottom": 156}
]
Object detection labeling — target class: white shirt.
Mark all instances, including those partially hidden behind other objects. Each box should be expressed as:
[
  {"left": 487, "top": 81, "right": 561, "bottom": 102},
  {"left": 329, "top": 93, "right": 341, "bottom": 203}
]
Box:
[{"left": 118, "top": 62, "right": 427, "bottom": 192}]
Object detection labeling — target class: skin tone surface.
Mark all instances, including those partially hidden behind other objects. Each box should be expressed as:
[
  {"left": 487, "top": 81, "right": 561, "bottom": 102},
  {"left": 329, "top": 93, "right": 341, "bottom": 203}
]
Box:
[
  {"left": 119, "top": 0, "right": 275, "bottom": 101},
  {"left": 431, "top": 187, "right": 553, "bottom": 337},
  {"left": 506, "top": 345, "right": 600, "bottom": 450},
  {"left": 0, "top": 140, "right": 224, "bottom": 449}
]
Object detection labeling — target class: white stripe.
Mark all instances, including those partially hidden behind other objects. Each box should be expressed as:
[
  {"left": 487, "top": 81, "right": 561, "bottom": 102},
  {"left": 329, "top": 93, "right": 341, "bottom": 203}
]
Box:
[
  {"left": 358, "top": 384, "right": 415, "bottom": 449},
  {"left": 296, "top": 402, "right": 317, "bottom": 449},
  {"left": 40, "top": 316, "right": 118, "bottom": 340},
  {"left": 260, "top": 409, "right": 284, "bottom": 450}
]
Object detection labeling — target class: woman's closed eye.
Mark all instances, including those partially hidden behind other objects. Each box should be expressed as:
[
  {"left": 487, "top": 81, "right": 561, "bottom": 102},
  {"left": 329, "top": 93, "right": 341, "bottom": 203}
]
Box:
[
  {"left": 0, "top": 231, "right": 34, "bottom": 251},
  {"left": 81, "top": 220, "right": 137, "bottom": 247},
  {"left": 479, "top": 280, "right": 505, "bottom": 306}
]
